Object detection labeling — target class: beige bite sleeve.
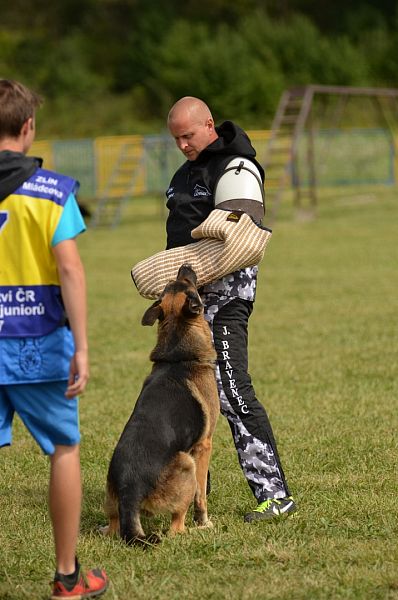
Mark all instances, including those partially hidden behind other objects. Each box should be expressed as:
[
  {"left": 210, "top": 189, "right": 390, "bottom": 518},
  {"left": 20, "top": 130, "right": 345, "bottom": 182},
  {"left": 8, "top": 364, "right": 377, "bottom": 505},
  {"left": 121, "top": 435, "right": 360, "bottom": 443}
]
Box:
[{"left": 131, "top": 209, "right": 272, "bottom": 299}]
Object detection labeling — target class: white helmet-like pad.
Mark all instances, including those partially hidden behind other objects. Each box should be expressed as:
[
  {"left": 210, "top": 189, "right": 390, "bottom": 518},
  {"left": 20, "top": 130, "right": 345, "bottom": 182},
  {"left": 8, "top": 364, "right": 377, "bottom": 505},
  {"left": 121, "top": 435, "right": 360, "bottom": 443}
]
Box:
[{"left": 214, "top": 157, "right": 264, "bottom": 222}]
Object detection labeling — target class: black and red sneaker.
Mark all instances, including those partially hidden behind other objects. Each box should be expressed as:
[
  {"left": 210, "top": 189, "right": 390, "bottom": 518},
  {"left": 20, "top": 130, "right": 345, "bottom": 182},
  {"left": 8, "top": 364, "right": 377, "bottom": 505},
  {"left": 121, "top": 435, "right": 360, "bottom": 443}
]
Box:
[{"left": 50, "top": 566, "right": 108, "bottom": 599}]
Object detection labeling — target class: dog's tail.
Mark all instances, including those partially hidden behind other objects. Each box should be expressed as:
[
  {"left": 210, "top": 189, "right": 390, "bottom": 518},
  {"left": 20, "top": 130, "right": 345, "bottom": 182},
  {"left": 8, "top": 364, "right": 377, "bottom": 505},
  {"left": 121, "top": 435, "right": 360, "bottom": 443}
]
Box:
[
  {"left": 118, "top": 493, "right": 145, "bottom": 545},
  {"left": 105, "top": 473, "right": 147, "bottom": 545}
]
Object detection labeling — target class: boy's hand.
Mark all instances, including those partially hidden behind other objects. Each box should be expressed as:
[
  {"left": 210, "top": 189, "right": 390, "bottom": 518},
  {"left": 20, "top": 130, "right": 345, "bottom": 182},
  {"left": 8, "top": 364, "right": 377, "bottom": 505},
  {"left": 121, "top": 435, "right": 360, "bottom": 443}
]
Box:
[{"left": 65, "top": 350, "right": 89, "bottom": 398}]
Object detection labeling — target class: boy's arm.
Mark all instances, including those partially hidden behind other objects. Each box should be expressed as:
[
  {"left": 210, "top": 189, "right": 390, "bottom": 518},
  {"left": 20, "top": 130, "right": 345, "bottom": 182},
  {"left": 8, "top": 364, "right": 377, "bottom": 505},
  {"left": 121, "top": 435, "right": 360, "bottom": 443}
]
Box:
[{"left": 52, "top": 238, "right": 89, "bottom": 398}]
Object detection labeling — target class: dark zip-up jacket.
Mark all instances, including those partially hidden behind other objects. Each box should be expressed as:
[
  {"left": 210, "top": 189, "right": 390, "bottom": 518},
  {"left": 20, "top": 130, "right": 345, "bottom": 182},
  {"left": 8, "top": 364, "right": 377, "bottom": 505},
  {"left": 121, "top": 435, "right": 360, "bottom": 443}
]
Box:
[{"left": 166, "top": 121, "right": 264, "bottom": 250}]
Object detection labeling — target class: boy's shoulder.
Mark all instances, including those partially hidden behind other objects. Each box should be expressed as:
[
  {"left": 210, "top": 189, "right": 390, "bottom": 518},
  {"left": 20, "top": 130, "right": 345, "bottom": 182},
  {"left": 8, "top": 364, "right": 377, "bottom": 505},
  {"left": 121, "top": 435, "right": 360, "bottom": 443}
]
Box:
[{"left": 17, "top": 167, "right": 79, "bottom": 207}]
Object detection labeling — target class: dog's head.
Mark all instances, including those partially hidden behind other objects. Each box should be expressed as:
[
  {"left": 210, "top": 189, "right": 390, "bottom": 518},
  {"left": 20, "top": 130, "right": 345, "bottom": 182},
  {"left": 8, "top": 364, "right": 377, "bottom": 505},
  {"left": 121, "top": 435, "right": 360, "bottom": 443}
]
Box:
[{"left": 142, "top": 264, "right": 202, "bottom": 327}]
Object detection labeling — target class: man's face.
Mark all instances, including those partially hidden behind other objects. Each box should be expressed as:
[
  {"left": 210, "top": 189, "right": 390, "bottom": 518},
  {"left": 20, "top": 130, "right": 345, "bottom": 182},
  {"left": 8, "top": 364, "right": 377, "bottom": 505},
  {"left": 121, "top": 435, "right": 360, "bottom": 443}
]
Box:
[{"left": 168, "top": 116, "right": 216, "bottom": 161}]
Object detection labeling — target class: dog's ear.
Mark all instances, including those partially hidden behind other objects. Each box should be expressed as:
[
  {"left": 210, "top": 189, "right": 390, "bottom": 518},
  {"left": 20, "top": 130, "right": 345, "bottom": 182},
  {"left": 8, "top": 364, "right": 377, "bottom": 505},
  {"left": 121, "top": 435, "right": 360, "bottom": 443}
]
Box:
[
  {"left": 184, "top": 292, "right": 203, "bottom": 316},
  {"left": 142, "top": 300, "right": 163, "bottom": 326}
]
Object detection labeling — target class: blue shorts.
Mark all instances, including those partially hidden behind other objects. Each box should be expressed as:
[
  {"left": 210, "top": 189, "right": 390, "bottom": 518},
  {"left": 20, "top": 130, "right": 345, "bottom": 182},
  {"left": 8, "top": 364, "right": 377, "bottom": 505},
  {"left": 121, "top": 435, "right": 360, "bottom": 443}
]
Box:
[{"left": 0, "top": 381, "right": 80, "bottom": 455}]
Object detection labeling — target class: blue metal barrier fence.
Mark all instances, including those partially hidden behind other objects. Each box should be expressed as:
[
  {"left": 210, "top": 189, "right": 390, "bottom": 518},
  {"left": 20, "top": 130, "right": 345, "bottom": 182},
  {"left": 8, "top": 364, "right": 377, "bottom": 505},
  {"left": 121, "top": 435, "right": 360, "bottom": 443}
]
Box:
[{"left": 30, "top": 129, "right": 396, "bottom": 202}]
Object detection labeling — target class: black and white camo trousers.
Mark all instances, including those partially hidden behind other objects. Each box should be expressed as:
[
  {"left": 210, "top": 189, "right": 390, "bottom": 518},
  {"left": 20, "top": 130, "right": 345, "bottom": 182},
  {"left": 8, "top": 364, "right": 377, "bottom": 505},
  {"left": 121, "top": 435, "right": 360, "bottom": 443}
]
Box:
[{"left": 204, "top": 295, "right": 290, "bottom": 503}]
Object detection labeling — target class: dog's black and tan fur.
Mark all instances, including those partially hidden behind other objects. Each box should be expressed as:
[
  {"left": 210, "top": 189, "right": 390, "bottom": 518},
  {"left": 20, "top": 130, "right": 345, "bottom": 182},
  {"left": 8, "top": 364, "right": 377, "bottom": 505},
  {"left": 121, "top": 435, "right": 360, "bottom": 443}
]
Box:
[{"left": 103, "top": 265, "right": 219, "bottom": 544}]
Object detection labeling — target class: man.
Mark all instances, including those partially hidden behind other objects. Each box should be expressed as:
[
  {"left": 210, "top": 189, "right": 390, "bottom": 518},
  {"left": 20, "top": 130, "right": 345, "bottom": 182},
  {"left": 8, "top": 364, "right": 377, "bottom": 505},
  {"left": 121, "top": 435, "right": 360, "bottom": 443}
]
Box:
[
  {"left": 0, "top": 80, "right": 108, "bottom": 599},
  {"left": 166, "top": 96, "right": 296, "bottom": 522}
]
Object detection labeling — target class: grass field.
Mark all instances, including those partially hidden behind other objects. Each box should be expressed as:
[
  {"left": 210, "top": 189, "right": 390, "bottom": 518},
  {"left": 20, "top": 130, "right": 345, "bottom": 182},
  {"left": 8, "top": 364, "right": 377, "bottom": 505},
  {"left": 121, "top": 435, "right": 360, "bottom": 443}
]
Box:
[{"left": 1, "top": 186, "right": 397, "bottom": 600}]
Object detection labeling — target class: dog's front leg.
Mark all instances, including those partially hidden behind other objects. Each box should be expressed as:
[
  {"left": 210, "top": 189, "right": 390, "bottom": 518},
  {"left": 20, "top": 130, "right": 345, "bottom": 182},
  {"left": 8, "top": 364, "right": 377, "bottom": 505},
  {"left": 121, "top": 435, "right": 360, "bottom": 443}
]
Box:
[{"left": 191, "top": 438, "right": 213, "bottom": 527}]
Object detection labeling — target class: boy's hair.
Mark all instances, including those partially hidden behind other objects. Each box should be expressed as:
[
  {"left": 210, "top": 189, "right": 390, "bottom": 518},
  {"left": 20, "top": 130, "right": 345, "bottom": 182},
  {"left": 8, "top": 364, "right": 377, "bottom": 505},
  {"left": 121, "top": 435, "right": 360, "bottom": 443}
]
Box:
[{"left": 0, "top": 79, "right": 43, "bottom": 139}]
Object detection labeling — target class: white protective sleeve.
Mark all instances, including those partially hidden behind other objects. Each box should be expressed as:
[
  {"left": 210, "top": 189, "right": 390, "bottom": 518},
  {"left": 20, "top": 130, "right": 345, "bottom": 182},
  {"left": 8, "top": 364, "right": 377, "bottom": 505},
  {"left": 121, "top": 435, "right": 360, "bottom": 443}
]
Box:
[{"left": 214, "top": 157, "right": 265, "bottom": 223}]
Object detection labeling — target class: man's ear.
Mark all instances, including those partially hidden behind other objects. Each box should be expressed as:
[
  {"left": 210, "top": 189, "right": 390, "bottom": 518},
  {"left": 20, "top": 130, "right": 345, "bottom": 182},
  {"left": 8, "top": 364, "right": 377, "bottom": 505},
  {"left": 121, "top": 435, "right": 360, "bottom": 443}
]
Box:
[{"left": 141, "top": 300, "right": 163, "bottom": 326}]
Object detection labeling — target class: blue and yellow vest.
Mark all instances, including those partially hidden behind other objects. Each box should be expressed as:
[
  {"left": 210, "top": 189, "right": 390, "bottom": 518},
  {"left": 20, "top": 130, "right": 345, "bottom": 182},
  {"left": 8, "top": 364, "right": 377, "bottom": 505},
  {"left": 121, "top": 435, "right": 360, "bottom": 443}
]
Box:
[{"left": 0, "top": 168, "right": 78, "bottom": 337}]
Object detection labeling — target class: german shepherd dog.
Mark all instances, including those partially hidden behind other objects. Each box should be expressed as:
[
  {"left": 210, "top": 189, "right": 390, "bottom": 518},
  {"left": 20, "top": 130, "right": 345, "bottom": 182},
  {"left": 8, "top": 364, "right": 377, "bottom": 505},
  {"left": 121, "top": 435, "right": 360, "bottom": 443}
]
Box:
[{"left": 103, "top": 265, "right": 219, "bottom": 544}]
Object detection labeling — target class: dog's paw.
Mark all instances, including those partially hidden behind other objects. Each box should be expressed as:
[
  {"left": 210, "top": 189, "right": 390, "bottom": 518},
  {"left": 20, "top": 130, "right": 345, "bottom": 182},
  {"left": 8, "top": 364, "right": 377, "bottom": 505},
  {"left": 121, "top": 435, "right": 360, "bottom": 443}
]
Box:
[
  {"left": 98, "top": 524, "right": 110, "bottom": 536},
  {"left": 196, "top": 519, "right": 214, "bottom": 529},
  {"left": 132, "top": 533, "right": 162, "bottom": 548}
]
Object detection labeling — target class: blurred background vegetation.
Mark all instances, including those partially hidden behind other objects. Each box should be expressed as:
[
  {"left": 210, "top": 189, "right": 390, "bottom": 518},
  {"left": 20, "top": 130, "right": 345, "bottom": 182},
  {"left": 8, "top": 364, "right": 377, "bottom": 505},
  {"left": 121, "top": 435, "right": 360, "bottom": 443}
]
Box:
[{"left": 1, "top": 0, "right": 397, "bottom": 138}]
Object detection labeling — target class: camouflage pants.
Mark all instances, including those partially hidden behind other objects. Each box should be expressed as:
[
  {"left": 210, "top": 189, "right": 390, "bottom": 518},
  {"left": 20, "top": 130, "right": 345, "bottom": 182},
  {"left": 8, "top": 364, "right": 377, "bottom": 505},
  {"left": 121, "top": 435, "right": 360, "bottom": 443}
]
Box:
[{"left": 204, "top": 295, "right": 290, "bottom": 503}]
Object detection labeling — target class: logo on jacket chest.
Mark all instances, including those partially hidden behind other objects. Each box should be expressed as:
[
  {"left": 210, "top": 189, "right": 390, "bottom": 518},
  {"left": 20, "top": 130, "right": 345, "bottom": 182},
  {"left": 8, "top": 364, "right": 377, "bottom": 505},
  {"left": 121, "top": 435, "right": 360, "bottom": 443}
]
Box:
[{"left": 193, "top": 184, "right": 211, "bottom": 198}]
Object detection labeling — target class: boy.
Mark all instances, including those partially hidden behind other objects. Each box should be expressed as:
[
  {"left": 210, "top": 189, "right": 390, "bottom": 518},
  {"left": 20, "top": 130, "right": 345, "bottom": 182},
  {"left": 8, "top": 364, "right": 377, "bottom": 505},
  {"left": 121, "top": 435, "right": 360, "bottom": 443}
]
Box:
[{"left": 0, "top": 79, "right": 108, "bottom": 599}]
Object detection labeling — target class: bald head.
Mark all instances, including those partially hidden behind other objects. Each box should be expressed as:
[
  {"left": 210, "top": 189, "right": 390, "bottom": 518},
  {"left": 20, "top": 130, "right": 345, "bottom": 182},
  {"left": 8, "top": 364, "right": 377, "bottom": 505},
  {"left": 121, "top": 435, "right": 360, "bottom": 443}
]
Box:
[
  {"left": 168, "top": 96, "right": 212, "bottom": 126},
  {"left": 168, "top": 96, "right": 218, "bottom": 161}
]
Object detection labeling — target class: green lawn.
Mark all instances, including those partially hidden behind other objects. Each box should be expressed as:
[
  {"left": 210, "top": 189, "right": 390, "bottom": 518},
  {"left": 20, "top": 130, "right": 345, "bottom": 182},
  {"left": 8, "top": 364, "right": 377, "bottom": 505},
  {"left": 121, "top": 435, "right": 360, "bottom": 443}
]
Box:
[{"left": 1, "top": 187, "right": 397, "bottom": 599}]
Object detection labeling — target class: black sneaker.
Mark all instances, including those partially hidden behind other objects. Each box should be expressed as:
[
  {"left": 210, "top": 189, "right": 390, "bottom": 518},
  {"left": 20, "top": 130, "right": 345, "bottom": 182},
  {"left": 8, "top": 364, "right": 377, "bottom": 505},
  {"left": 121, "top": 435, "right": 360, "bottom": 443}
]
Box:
[{"left": 244, "top": 496, "right": 297, "bottom": 523}]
